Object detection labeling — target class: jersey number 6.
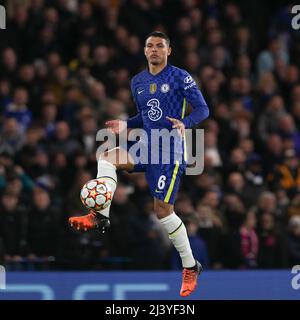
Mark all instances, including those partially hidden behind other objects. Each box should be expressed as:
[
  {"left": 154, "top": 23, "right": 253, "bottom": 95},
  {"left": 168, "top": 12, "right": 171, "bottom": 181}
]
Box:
[{"left": 157, "top": 175, "right": 166, "bottom": 190}]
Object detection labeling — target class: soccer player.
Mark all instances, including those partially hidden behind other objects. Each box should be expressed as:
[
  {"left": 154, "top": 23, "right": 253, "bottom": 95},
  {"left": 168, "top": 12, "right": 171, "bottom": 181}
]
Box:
[{"left": 69, "top": 31, "right": 209, "bottom": 297}]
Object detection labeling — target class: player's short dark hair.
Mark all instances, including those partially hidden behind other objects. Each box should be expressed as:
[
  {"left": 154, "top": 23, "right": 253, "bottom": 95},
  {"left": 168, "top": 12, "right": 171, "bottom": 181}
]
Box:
[{"left": 145, "top": 31, "right": 170, "bottom": 46}]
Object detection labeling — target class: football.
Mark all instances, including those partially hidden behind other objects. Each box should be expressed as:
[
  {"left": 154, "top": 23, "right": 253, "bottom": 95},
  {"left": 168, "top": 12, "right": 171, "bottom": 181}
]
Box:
[{"left": 80, "top": 179, "right": 112, "bottom": 211}]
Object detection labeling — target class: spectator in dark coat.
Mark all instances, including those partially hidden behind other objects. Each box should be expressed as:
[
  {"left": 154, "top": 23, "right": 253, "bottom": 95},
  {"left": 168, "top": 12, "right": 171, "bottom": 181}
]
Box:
[
  {"left": 0, "top": 192, "right": 28, "bottom": 263},
  {"left": 257, "top": 213, "right": 288, "bottom": 268},
  {"left": 27, "top": 187, "right": 60, "bottom": 258},
  {"left": 222, "top": 210, "right": 259, "bottom": 269},
  {"left": 287, "top": 216, "right": 300, "bottom": 266}
]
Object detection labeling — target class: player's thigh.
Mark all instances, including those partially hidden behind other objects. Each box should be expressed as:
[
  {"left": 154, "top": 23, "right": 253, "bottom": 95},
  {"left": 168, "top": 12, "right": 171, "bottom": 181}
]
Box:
[
  {"left": 98, "top": 147, "right": 135, "bottom": 171},
  {"left": 147, "top": 162, "right": 185, "bottom": 214}
]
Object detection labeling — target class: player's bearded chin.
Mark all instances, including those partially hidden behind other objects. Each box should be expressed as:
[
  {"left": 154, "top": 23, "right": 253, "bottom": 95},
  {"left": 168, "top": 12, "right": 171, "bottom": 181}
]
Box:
[{"left": 150, "top": 57, "right": 162, "bottom": 65}]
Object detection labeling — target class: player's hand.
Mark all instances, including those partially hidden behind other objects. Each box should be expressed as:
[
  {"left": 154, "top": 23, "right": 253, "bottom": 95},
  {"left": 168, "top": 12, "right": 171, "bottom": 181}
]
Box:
[
  {"left": 166, "top": 116, "right": 185, "bottom": 137},
  {"left": 105, "top": 120, "right": 127, "bottom": 134}
]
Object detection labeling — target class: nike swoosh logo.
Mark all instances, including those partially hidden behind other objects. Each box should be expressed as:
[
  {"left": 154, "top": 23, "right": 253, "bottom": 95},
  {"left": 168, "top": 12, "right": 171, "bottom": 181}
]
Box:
[
  {"left": 138, "top": 90, "right": 144, "bottom": 94},
  {"left": 155, "top": 189, "right": 164, "bottom": 193}
]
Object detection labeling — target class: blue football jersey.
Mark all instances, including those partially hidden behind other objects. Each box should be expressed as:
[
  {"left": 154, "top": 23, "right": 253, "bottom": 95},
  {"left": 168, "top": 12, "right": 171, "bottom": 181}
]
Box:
[
  {"left": 129, "top": 64, "right": 208, "bottom": 129},
  {"left": 127, "top": 64, "right": 209, "bottom": 162}
]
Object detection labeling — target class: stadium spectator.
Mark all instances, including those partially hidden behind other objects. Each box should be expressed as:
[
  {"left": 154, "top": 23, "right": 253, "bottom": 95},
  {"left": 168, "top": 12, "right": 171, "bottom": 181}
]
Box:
[
  {"left": 257, "top": 36, "right": 289, "bottom": 76},
  {"left": 287, "top": 192, "right": 300, "bottom": 220},
  {"left": 0, "top": 117, "right": 24, "bottom": 155},
  {"left": 0, "top": 191, "right": 28, "bottom": 269},
  {"left": 257, "top": 213, "right": 288, "bottom": 268},
  {"left": 258, "top": 95, "right": 287, "bottom": 142},
  {"left": 27, "top": 187, "right": 60, "bottom": 265},
  {"left": 196, "top": 204, "right": 223, "bottom": 268},
  {"left": 269, "top": 149, "right": 300, "bottom": 197},
  {"left": 287, "top": 215, "right": 300, "bottom": 266},
  {"left": 222, "top": 209, "right": 258, "bottom": 269}
]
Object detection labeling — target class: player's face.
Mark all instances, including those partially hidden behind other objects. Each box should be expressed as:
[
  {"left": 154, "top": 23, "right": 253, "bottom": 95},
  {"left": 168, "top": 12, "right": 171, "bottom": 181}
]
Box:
[{"left": 144, "top": 37, "right": 171, "bottom": 66}]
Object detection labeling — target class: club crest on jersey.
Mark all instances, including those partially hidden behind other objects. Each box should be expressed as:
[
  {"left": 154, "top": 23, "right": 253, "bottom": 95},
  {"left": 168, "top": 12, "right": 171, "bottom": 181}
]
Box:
[
  {"left": 150, "top": 83, "right": 157, "bottom": 94},
  {"left": 161, "top": 83, "right": 170, "bottom": 93}
]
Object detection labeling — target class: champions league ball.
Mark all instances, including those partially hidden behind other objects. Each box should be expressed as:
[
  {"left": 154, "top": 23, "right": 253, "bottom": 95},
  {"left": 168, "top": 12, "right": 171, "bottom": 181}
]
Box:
[{"left": 80, "top": 179, "right": 112, "bottom": 211}]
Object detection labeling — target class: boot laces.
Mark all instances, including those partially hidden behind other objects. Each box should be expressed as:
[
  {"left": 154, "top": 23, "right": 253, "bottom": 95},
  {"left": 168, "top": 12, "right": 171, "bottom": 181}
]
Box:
[{"left": 183, "top": 268, "right": 196, "bottom": 282}]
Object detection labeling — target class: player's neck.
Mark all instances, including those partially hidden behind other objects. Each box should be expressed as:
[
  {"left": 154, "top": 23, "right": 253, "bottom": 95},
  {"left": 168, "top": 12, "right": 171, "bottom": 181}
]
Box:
[{"left": 148, "top": 62, "right": 167, "bottom": 75}]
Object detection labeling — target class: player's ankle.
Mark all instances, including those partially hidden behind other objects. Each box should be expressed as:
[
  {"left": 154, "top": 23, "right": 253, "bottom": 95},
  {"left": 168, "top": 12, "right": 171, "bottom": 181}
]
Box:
[
  {"left": 92, "top": 211, "right": 109, "bottom": 219},
  {"left": 184, "top": 260, "right": 197, "bottom": 270}
]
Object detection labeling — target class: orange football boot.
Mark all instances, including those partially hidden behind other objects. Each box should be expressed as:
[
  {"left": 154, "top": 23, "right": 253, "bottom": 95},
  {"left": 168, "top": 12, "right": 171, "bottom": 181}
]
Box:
[
  {"left": 180, "top": 260, "right": 203, "bottom": 297},
  {"left": 69, "top": 210, "right": 110, "bottom": 233}
]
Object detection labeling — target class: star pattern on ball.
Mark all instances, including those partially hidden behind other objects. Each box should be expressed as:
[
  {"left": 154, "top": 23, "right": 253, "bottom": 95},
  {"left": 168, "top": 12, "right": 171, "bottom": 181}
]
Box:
[
  {"left": 106, "top": 192, "right": 112, "bottom": 201},
  {"left": 88, "top": 188, "right": 98, "bottom": 200}
]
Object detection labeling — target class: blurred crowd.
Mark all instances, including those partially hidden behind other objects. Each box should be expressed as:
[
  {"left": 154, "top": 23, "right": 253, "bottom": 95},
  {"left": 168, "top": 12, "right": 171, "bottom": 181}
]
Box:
[{"left": 1, "top": 0, "right": 300, "bottom": 271}]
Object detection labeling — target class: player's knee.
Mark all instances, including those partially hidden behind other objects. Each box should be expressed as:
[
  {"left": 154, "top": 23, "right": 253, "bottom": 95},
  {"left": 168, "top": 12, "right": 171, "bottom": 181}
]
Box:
[
  {"left": 154, "top": 200, "right": 173, "bottom": 219},
  {"left": 98, "top": 151, "right": 109, "bottom": 160},
  {"left": 98, "top": 152, "right": 116, "bottom": 165}
]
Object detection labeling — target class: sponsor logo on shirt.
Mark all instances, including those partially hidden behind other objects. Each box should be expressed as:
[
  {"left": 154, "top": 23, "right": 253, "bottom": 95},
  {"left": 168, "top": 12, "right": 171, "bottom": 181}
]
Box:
[
  {"left": 147, "top": 98, "right": 162, "bottom": 121},
  {"left": 184, "top": 82, "right": 196, "bottom": 90},
  {"left": 184, "top": 76, "right": 193, "bottom": 84}
]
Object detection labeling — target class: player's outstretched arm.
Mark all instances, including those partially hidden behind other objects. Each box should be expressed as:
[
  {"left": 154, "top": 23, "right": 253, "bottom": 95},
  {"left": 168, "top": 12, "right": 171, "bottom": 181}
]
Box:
[{"left": 105, "top": 119, "right": 127, "bottom": 134}]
